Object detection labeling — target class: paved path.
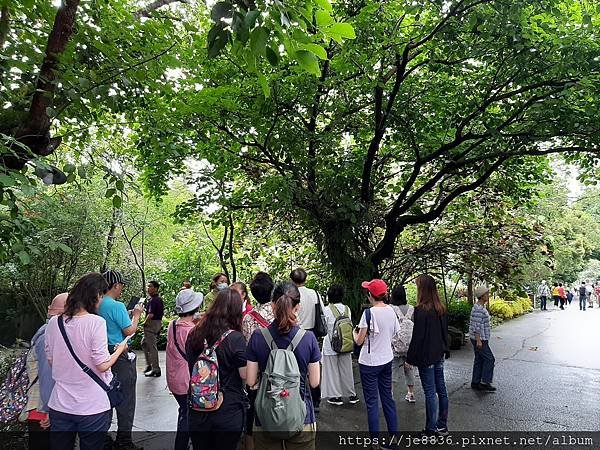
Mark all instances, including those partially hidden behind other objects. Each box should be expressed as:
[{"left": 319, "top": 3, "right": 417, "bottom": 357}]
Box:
[{"left": 125, "top": 303, "right": 600, "bottom": 443}]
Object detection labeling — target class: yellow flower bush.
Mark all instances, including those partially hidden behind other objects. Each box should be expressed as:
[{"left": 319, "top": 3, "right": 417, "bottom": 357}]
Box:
[{"left": 489, "top": 296, "right": 532, "bottom": 321}]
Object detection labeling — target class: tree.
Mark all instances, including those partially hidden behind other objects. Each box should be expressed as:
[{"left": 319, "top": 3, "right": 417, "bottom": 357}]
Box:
[{"left": 134, "top": 0, "right": 600, "bottom": 297}]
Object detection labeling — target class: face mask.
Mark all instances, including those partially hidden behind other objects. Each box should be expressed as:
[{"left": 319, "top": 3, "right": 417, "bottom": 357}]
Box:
[
  {"left": 217, "top": 283, "right": 228, "bottom": 291},
  {"left": 242, "top": 300, "right": 247, "bottom": 312}
]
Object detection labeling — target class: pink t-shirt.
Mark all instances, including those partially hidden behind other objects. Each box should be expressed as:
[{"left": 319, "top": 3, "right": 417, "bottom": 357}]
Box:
[
  {"left": 45, "top": 314, "right": 113, "bottom": 415},
  {"left": 166, "top": 319, "right": 195, "bottom": 395}
]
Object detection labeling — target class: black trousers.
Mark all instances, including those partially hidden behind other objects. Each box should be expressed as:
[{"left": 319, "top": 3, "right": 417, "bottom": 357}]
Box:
[
  {"left": 107, "top": 349, "right": 137, "bottom": 445},
  {"left": 189, "top": 402, "right": 245, "bottom": 450}
]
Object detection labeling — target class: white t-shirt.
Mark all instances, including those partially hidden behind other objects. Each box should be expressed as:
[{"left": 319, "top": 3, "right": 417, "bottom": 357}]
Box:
[
  {"left": 322, "top": 303, "right": 351, "bottom": 356},
  {"left": 297, "top": 286, "right": 323, "bottom": 330},
  {"left": 358, "top": 305, "right": 400, "bottom": 366}
]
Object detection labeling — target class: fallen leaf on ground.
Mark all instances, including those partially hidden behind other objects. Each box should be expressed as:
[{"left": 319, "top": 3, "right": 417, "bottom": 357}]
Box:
[{"left": 528, "top": 346, "right": 538, "bottom": 351}]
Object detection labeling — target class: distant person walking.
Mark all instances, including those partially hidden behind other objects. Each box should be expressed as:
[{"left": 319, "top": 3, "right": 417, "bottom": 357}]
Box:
[
  {"left": 469, "top": 286, "right": 496, "bottom": 392},
  {"left": 321, "top": 284, "right": 359, "bottom": 406},
  {"left": 566, "top": 288, "right": 574, "bottom": 306},
  {"left": 537, "top": 280, "right": 550, "bottom": 311},
  {"left": 45, "top": 273, "right": 129, "bottom": 450},
  {"left": 558, "top": 283, "right": 566, "bottom": 310},
  {"left": 291, "top": 268, "right": 325, "bottom": 413},
  {"left": 406, "top": 275, "right": 449, "bottom": 437},
  {"left": 579, "top": 282, "right": 587, "bottom": 311},
  {"left": 22, "top": 293, "right": 67, "bottom": 450},
  {"left": 389, "top": 285, "right": 416, "bottom": 403},
  {"left": 142, "top": 280, "right": 164, "bottom": 377},
  {"left": 97, "top": 270, "right": 143, "bottom": 450},
  {"left": 353, "top": 279, "right": 399, "bottom": 445},
  {"left": 551, "top": 282, "right": 560, "bottom": 309},
  {"left": 166, "top": 288, "right": 203, "bottom": 450}
]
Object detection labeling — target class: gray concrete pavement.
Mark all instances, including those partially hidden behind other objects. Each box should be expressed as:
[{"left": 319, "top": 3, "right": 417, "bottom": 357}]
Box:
[{"left": 125, "top": 303, "right": 600, "bottom": 439}]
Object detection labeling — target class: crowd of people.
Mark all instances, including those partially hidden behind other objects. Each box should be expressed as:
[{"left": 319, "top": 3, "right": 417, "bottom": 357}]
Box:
[
  {"left": 14, "top": 267, "right": 504, "bottom": 450},
  {"left": 536, "top": 279, "right": 600, "bottom": 311}
]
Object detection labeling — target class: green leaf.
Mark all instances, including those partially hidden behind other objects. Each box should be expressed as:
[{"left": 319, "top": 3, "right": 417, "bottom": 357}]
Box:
[
  {"left": 46, "top": 107, "right": 57, "bottom": 118},
  {"left": 266, "top": 46, "right": 279, "bottom": 66},
  {"left": 18, "top": 250, "right": 30, "bottom": 265},
  {"left": 211, "top": 2, "right": 233, "bottom": 21},
  {"left": 113, "top": 195, "right": 122, "bottom": 209},
  {"left": 0, "top": 174, "right": 15, "bottom": 187},
  {"left": 258, "top": 72, "right": 271, "bottom": 97},
  {"left": 315, "top": 0, "right": 333, "bottom": 12},
  {"left": 116, "top": 180, "right": 125, "bottom": 191},
  {"left": 301, "top": 43, "right": 327, "bottom": 60},
  {"left": 208, "top": 29, "right": 230, "bottom": 58},
  {"left": 325, "top": 22, "right": 356, "bottom": 42},
  {"left": 244, "top": 10, "right": 260, "bottom": 28},
  {"left": 105, "top": 188, "right": 116, "bottom": 198},
  {"left": 63, "top": 163, "right": 76, "bottom": 173},
  {"left": 57, "top": 243, "right": 72, "bottom": 254},
  {"left": 295, "top": 50, "right": 321, "bottom": 77},
  {"left": 315, "top": 10, "right": 334, "bottom": 27},
  {"left": 250, "top": 27, "right": 268, "bottom": 57}
]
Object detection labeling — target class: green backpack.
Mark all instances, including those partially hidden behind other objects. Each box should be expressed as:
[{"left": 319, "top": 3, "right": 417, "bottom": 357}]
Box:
[
  {"left": 330, "top": 304, "right": 354, "bottom": 353},
  {"left": 255, "top": 328, "right": 307, "bottom": 439}
]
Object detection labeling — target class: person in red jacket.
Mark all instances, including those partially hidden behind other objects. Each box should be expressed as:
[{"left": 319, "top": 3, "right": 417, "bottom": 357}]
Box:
[{"left": 557, "top": 283, "right": 566, "bottom": 310}]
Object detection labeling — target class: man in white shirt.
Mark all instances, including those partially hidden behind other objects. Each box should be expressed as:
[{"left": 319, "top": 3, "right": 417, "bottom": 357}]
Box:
[{"left": 291, "top": 267, "right": 324, "bottom": 413}]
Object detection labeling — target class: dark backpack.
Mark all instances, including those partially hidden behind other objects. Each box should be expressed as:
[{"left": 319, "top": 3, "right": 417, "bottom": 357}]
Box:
[{"left": 579, "top": 286, "right": 587, "bottom": 296}]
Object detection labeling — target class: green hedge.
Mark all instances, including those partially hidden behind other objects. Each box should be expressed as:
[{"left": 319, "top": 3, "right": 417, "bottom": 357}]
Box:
[{"left": 129, "top": 317, "right": 173, "bottom": 351}]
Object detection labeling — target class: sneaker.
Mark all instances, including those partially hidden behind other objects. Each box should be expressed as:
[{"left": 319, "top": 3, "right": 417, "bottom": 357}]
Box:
[
  {"left": 404, "top": 393, "right": 415, "bottom": 403},
  {"left": 348, "top": 395, "right": 360, "bottom": 404},
  {"left": 327, "top": 397, "right": 343, "bottom": 406},
  {"left": 143, "top": 365, "right": 151, "bottom": 373},
  {"left": 478, "top": 382, "right": 497, "bottom": 392},
  {"left": 436, "top": 428, "right": 449, "bottom": 436},
  {"left": 471, "top": 383, "right": 481, "bottom": 390},
  {"left": 144, "top": 369, "right": 161, "bottom": 377}
]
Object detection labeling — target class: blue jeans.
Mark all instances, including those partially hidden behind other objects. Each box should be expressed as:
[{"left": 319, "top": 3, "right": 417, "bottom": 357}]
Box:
[
  {"left": 418, "top": 359, "right": 448, "bottom": 432},
  {"left": 174, "top": 394, "right": 189, "bottom": 450},
  {"left": 359, "top": 360, "right": 398, "bottom": 437},
  {"left": 49, "top": 408, "right": 110, "bottom": 450},
  {"left": 539, "top": 296, "right": 547, "bottom": 310},
  {"left": 471, "top": 339, "right": 495, "bottom": 384},
  {"left": 580, "top": 296, "right": 587, "bottom": 310}
]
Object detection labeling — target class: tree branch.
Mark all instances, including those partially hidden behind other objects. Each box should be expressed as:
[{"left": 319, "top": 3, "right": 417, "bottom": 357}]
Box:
[
  {"left": 0, "top": 5, "right": 9, "bottom": 51},
  {"left": 134, "top": 0, "right": 189, "bottom": 19}
]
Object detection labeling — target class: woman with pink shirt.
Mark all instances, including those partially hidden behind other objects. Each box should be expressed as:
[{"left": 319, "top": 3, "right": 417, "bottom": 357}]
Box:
[
  {"left": 166, "top": 288, "right": 204, "bottom": 450},
  {"left": 44, "top": 273, "right": 128, "bottom": 450}
]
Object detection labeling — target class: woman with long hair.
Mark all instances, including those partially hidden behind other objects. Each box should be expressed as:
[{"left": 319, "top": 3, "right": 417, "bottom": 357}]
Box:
[
  {"left": 246, "top": 281, "right": 321, "bottom": 450},
  {"left": 44, "top": 273, "right": 128, "bottom": 450},
  {"left": 185, "top": 288, "right": 247, "bottom": 450},
  {"left": 353, "top": 279, "right": 400, "bottom": 448},
  {"left": 406, "top": 274, "right": 450, "bottom": 437}
]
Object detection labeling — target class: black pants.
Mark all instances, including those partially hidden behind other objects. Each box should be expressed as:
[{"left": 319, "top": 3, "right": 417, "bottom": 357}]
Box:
[
  {"left": 108, "top": 349, "right": 137, "bottom": 445},
  {"left": 552, "top": 296, "right": 560, "bottom": 307},
  {"left": 189, "top": 402, "right": 245, "bottom": 450},
  {"left": 28, "top": 419, "right": 50, "bottom": 450},
  {"left": 539, "top": 296, "right": 547, "bottom": 310},
  {"left": 245, "top": 388, "right": 258, "bottom": 436}
]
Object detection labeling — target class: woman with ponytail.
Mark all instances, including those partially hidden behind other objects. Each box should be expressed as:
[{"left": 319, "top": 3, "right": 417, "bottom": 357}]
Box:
[{"left": 246, "top": 281, "right": 321, "bottom": 450}]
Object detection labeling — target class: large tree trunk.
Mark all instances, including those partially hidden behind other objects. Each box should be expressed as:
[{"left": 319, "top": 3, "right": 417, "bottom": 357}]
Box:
[{"left": 4, "top": 0, "right": 80, "bottom": 169}]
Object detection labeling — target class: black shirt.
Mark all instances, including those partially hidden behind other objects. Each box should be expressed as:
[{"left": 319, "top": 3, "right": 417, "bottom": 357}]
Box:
[
  {"left": 185, "top": 330, "right": 248, "bottom": 408},
  {"left": 406, "top": 308, "right": 449, "bottom": 368}
]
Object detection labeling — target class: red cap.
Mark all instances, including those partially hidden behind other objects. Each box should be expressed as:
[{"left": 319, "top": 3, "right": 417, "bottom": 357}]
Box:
[{"left": 361, "top": 279, "right": 388, "bottom": 297}]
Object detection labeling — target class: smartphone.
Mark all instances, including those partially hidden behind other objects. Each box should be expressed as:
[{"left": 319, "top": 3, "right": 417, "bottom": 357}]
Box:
[
  {"left": 127, "top": 296, "right": 141, "bottom": 310},
  {"left": 120, "top": 334, "right": 133, "bottom": 346}
]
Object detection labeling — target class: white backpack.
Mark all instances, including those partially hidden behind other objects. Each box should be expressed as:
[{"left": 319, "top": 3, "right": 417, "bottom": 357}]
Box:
[{"left": 391, "top": 305, "right": 414, "bottom": 356}]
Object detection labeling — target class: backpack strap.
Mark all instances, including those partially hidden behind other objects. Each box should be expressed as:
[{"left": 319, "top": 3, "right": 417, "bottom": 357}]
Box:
[
  {"left": 329, "top": 304, "right": 340, "bottom": 319},
  {"left": 211, "top": 330, "right": 233, "bottom": 351},
  {"left": 171, "top": 320, "right": 187, "bottom": 361},
  {"left": 259, "top": 327, "right": 277, "bottom": 351},
  {"left": 287, "top": 328, "right": 306, "bottom": 352},
  {"left": 248, "top": 309, "right": 270, "bottom": 328},
  {"left": 365, "top": 308, "right": 371, "bottom": 354},
  {"left": 57, "top": 315, "right": 110, "bottom": 392}
]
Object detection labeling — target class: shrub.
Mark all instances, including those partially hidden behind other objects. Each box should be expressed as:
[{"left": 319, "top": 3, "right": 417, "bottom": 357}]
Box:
[
  {"left": 447, "top": 299, "right": 472, "bottom": 333},
  {"left": 489, "top": 298, "right": 514, "bottom": 320},
  {"left": 510, "top": 301, "right": 523, "bottom": 316},
  {"left": 518, "top": 297, "right": 533, "bottom": 312},
  {"left": 130, "top": 316, "right": 173, "bottom": 351}
]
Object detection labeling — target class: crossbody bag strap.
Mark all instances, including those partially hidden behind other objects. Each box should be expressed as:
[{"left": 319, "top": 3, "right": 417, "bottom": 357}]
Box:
[
  {"left": 171, "top": 320, "right": 188, "bottom": 361},
  {"left": 365, "top": 308, "right": 372, "bottom": 354},
  {"left": 57, "top": 315, "right": 110, "bottom": 392}
]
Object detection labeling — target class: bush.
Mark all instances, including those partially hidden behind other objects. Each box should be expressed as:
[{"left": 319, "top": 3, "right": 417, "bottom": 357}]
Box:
[
  {"left": 489, "top": 298, "right": 514, "bottom": 320},
  {"left": 509, "top": 301, "right": 523, "bottom": 316},
  {"left": 447, "top": 299, "right": 472, "bottom": 333},
  {"left": 517, "top": 297, "right": 533, "bottom": 312}
]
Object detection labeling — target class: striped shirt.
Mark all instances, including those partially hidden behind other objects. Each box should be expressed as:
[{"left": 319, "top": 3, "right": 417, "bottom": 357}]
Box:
[{"left": 469, "top": 303, "right": 491, "bottom": 341}]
